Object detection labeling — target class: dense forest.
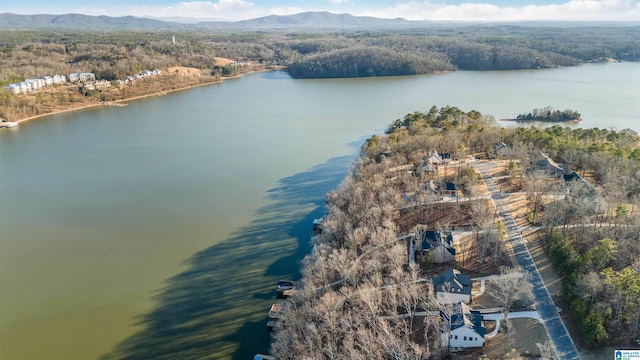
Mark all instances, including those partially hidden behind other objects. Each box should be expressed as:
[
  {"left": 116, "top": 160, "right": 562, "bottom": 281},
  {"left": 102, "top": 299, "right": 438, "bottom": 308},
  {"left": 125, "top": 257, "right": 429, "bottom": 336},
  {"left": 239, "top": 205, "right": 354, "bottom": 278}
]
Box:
[
  {"left": 512, "top": 125, "right": 640, "bottom": 347},
  {"left": 1, "top": 24, "right": 639, "bottom": 83},
  {"left": 269, "top": 106, "right": 640, "bottom": 358},
  {"left": 285, "top": 46, "right": 454, "bottom": 78}
]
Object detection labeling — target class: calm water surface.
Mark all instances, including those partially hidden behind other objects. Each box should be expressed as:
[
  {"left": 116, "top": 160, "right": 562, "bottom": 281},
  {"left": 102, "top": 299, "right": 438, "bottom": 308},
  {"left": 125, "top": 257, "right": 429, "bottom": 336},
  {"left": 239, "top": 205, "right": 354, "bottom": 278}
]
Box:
[{"left": 0, "top": 62, "right": 638, "bottom": 360}]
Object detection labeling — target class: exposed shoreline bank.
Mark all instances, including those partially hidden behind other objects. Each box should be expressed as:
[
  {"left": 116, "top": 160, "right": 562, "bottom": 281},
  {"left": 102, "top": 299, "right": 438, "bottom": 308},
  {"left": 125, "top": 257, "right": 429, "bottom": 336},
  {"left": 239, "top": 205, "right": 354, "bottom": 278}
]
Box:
[{"left": 13, "top": 69, "right": 268, "bottom": 125}]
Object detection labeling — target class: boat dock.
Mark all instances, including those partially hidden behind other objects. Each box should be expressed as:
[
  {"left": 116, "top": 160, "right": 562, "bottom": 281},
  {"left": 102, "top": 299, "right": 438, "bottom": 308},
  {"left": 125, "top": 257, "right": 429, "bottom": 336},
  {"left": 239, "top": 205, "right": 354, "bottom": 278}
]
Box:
[
  {"left": 0, "top": 121, "right": 19, "bottom": 128},
  {"left": 267, "top": 303, "right": 286, "bottom": 330},
  {"left": 268, "top": 303, "right": 285, "bottom": 319},
  {"left": 312, "top": 218, "right": 324, "bottom": 233},
  {"left": 276, "top": 280, "right": 295, "bottom": 298}
]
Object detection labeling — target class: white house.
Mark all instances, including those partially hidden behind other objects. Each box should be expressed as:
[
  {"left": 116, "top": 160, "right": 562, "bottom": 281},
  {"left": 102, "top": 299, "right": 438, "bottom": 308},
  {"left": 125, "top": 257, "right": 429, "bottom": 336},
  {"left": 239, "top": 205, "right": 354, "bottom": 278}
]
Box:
[
  {"left": 441, "top": 302, "right": 485, "bottom": 349},
  {"left": 432, "top": 269, "right": 472, "bottom": 305},
  {"left": 67, "top": 72, "right": 95, "bottom": 83},
  {"left": 426, "top": 149, "right": 443, "bottom": 166},
  {"left": 53, "top": 74, "right": 65, "bottom": 84},
  {"left": 18, "top": 82, "right": 29, "bottom": 93},
  {"left": 67, "top": 73, "right": 80, "bottom": 82},
  {"left": 79, "top": 72, "right": 95, "bottom": 82},
  {"left": 25, "top": 79, "right": 39, "bottom": 91},
  {"left": 5, "top": 84, "right": 20, "bottom": 95}
]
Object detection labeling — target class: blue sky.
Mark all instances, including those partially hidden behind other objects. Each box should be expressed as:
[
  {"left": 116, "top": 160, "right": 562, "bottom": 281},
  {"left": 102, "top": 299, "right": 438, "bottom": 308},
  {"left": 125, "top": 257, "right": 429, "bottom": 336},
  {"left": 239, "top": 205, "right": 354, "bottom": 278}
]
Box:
[{"left": 3, "top": 0, "right": 639, "bottom": 21}]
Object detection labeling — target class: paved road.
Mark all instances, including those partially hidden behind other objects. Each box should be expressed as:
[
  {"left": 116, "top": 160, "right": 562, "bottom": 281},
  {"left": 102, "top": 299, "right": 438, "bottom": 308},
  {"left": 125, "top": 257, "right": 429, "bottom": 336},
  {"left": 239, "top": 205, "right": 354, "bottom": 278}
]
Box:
[{"left": 473, "top": 161, "right": 581, "bottom": 360}]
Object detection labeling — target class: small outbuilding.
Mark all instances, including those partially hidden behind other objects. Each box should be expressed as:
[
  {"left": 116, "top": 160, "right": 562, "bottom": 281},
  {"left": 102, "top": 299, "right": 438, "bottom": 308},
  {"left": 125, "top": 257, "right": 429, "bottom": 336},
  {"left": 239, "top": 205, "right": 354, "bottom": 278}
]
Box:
[{"left": 442, "top": 182, "right": 460, "bottom": 196}]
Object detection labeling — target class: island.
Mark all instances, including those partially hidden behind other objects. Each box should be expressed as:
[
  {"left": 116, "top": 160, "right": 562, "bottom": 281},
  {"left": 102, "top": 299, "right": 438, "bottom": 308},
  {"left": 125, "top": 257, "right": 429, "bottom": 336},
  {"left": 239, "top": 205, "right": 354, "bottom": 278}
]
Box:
[{"left": 506, "top": 107, "right": 581, "bottom": 122}]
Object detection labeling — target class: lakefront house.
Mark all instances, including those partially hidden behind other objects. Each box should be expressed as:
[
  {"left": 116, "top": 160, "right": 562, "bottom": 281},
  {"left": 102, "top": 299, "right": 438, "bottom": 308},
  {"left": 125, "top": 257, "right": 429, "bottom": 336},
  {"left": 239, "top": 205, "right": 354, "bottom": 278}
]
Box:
[{"left": 441, "top": 302, "right": 485, "bottom": 349}]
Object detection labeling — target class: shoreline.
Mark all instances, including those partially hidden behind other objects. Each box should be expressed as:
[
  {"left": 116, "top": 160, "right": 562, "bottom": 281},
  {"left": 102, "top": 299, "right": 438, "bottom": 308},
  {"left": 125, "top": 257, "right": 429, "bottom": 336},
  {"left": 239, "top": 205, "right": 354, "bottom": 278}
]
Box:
[{"left": 14, "top": 68, "right": 270, "bottom": 125}]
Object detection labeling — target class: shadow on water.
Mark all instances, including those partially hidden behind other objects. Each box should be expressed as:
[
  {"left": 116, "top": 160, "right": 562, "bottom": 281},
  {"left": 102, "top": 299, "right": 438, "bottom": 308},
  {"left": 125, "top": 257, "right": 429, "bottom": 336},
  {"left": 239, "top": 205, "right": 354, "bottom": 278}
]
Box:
[{"left": 100, "top": 152, "right": 357, "bottom": 360}]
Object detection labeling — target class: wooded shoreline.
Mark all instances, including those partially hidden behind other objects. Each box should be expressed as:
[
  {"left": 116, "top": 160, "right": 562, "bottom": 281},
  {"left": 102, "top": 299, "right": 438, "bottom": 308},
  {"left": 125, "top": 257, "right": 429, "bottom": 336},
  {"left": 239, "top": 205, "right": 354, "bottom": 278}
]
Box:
[{"left": 268, "top": 106, "right": 640, "bottom": 358}]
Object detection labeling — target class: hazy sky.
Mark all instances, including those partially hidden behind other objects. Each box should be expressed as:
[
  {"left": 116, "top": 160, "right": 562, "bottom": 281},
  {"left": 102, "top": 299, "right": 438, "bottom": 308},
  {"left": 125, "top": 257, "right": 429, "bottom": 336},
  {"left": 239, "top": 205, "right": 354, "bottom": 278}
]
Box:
[{"left": 4, "top": 0, "right": 640, "bottom": 21}]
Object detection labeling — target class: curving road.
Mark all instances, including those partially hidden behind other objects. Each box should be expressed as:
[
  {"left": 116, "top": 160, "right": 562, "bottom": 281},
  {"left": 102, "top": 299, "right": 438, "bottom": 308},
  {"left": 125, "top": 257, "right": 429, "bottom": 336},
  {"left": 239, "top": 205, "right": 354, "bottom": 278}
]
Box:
[{"left": 473, "top": 161, "right": 580, "bottom": 360}]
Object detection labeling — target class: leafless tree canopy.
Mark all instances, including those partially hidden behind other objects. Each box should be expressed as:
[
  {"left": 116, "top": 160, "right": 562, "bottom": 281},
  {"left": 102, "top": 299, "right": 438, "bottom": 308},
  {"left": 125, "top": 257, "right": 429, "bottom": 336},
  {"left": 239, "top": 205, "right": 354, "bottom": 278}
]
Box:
[{"left": 271, "top": 111, "right": 640, "bottom": 356}]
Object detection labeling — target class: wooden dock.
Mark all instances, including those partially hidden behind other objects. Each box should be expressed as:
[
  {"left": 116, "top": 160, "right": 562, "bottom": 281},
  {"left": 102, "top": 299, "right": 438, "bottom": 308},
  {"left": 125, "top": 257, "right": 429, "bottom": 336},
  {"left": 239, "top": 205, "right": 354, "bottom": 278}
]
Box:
[
  {"left": 269, "top": 303, "right": 285, "bottom": 319},
  {"left": 102, "top": 101, "right": 128, "bottom": 107},
  {"left": 267, "top": 303, "right": 286, "bottom": 330}
]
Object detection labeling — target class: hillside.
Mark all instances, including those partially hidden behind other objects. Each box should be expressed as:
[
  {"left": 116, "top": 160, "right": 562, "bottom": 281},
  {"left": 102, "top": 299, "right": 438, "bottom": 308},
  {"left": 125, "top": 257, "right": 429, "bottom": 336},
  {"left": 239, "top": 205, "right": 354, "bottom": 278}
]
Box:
[{"left": 0, "top": 13, "right": 186, "bottom": 30}]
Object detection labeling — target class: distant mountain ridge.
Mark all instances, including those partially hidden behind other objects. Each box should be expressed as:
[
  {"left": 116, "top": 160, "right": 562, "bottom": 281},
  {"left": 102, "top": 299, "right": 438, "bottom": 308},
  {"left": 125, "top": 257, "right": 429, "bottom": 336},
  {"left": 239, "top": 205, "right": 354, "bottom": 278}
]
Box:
[
  {"left": 0, "top": 11, "right": 417, "bottom": 30},
  {"left": 209, "top": 12, "right": 414, "bottom": 29},
  {"left": 1, "top": 12, "right": 636, "bottom": 31},
  {"left": 0, "top": 13, "right": 185, "bottom": 30}
]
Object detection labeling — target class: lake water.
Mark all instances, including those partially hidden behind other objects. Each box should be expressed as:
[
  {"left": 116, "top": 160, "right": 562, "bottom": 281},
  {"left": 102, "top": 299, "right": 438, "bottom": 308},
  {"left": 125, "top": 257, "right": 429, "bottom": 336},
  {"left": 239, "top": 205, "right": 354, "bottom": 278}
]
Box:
[{"left": 0, "top": 62, "right": 638, "bottom": 360}]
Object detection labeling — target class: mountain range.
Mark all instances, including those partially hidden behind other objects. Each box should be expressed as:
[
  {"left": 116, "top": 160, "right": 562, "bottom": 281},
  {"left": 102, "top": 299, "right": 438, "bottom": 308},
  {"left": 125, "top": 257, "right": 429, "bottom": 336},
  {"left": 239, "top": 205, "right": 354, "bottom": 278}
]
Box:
[
  {"left": 0, "top": 12, "right": 421, "bottom": 31},
  {"left": 1, "top": 12, "right": 635, "bottom": 31}
]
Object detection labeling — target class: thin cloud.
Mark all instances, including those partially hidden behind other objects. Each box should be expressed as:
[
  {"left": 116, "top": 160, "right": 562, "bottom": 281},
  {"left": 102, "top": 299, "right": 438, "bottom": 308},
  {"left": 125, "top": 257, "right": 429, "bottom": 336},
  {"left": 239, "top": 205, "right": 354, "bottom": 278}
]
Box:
[
  {"left": 52, "top": 0, "right": 640, "bottom": 21},
  {"left": 123, "top": 0, "right": 264, "bottom": 20},
  {"left": 361, "top": 0, "right": 640, "bottom": 21},
  {"left": 269, "top": 6, "right": 308, "bottom": 16}
]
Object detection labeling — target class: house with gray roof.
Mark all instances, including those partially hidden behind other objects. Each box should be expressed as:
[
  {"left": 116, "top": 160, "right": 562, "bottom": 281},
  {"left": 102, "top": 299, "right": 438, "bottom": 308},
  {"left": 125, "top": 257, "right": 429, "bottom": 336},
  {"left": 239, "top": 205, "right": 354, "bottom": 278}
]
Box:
[
  {"left": 432, "top": 269, "right": 471, "bottom": 304},
  {"left": 533, "top": 151, "right": 564, "bottom": 177},
  {"left": 420, "top": 230, "right": 455, "bottom": 264},
  {"left": 441, "top": 302, "right": 485, "bottom": 349}
]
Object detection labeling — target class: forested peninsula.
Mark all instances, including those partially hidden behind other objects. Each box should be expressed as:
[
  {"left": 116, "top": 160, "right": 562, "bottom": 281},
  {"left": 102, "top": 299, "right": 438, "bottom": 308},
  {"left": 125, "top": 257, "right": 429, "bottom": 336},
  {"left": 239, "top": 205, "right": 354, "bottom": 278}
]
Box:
[{"left": 268, "top": 107, "right": 640, "bottom": 358}]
